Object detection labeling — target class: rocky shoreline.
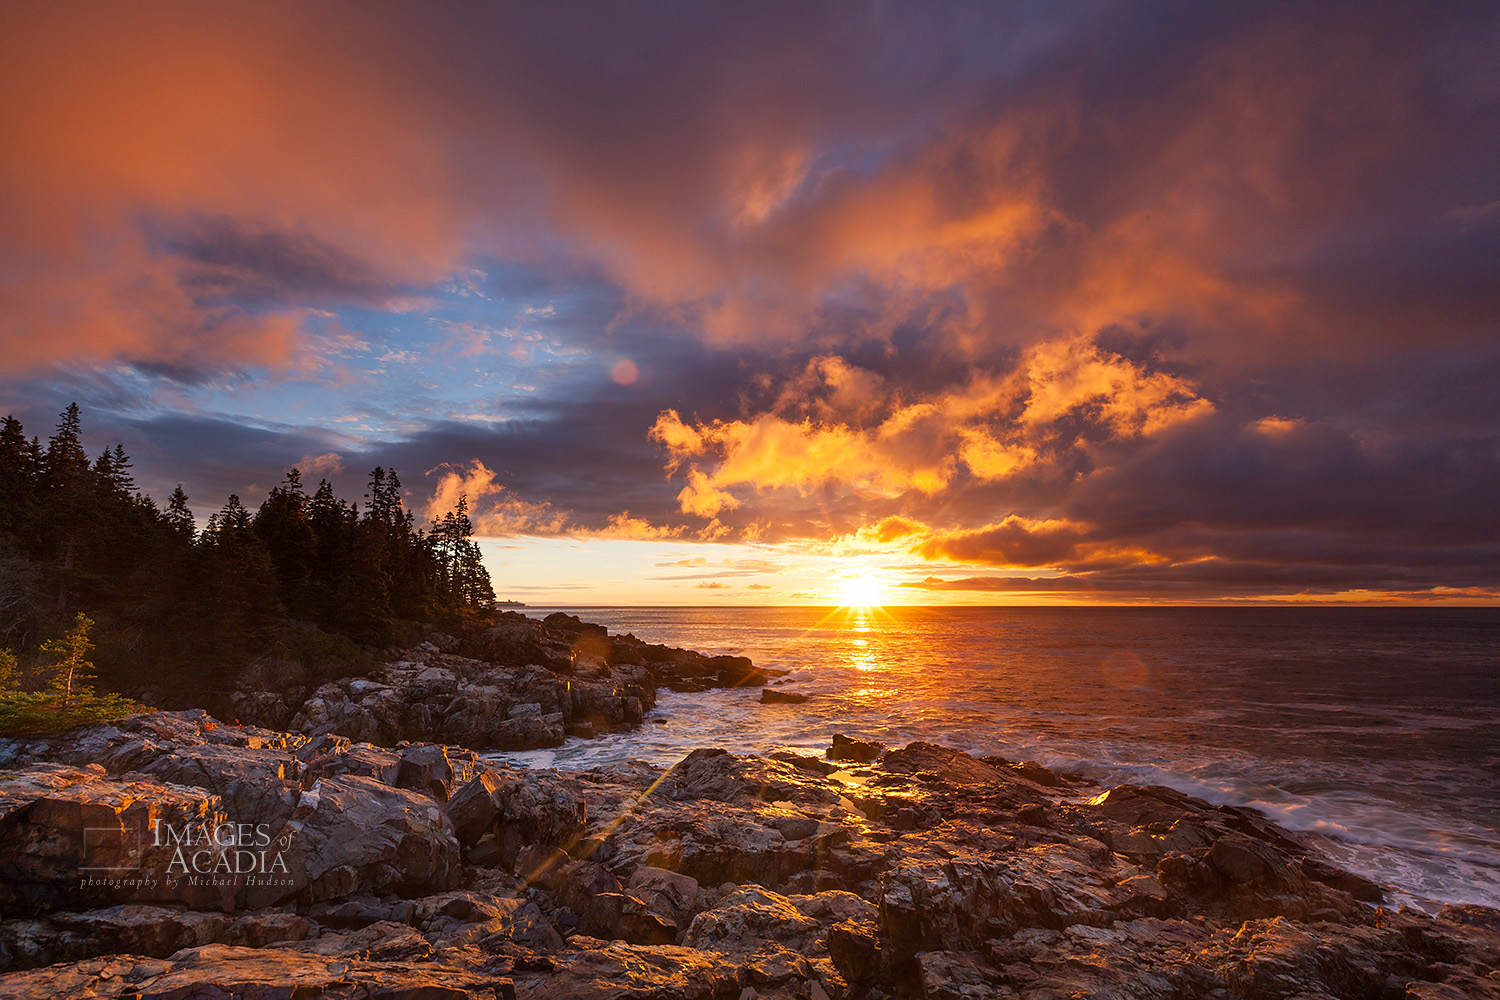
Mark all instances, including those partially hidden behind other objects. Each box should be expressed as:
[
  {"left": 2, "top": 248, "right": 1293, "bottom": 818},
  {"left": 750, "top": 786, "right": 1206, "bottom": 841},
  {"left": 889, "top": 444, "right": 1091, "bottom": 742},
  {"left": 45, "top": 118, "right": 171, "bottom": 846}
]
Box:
[
  {"left": 220, "top": 612, "right": 776, "bottom": 750},
  {"left": 1, "top": 615, "right": 1498, "bottom": 998}
]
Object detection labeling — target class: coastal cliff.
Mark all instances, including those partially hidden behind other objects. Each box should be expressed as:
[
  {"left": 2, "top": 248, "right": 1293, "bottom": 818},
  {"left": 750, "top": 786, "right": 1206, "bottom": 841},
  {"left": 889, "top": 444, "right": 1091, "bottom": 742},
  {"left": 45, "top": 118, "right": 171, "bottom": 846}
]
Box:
[{"left": 0, "top": 617, "right": 1498, "bottom": 998}]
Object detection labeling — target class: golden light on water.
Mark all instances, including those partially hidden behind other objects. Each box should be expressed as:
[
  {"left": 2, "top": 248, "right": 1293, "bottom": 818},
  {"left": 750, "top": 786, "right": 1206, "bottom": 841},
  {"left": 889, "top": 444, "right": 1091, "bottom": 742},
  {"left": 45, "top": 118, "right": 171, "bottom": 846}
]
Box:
[{"left": 849, "top": 634, "right": 876, "bottom": 671}]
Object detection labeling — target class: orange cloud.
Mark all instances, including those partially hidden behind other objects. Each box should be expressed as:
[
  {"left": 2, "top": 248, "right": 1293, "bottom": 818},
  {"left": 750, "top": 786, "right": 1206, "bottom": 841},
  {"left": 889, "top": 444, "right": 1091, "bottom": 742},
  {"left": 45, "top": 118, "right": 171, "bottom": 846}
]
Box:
[
  {"left": 588, "top": 513, "right": 688, "bottom": 541},
  {"left": 862, "top": 516, "right": 925, "bottom": 544},
  {"left": 425, "top": 461, "right": 569, "bottom": 536},
  {"left": 651, "top": 336, "right": 1212, "bottom": 524},
  {"left": 1020, "top": 334, "right": 1214, "bottom": 436}
]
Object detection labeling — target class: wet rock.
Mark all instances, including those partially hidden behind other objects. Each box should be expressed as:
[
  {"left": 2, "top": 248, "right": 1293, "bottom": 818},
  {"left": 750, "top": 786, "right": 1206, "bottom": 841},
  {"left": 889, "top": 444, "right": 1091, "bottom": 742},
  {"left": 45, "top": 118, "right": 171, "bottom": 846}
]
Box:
[
  {"left": 491, "top": 712, "right": 566, "bottom": 750},
  {"left": 0, "top": 942, "right": 519, "bottom": 998},
  {"left": 1086, "top": 783, "right": 1210, "bottom": 829},
  {"left": 1302, "top": 855, "right": 1386, "bottom": 903},
  {"left": 7, "top": 720, "right": 1497, "bottom": 1000},
  {"left": 760, "top": 689, "right": 809, "bottom": 704},
  {"left": 307, "top": 742, "right": 401, "bottom": 786},
  {"left": 1198, "top": 917, "right": 1407, "bottom": 1000},
  {"left": 287, "top": 658, "right": 569, "bottom": 751},
  {"left": 648, "top": 747, "right": 842, "bottom": 807},
  {"left": 880, "top": 840, "right": 1126, "bottom": 959},
  {"left": 468, "top": 832, "right": 507, "bottom": 868},
  {"left": 1207, "top": 832, "right": 1294, "bottom": 885},
  {"left": 224, "top": 909, "right": 312, "bottom": 947},
  {"left": 917, "top": 950, "right": 1012, "bottom": 1000},
  {"left": 745, "top": 942, "right": 810, "bottom": 988},
  {"left": 0, "top": 904, "right": 231, "bottom": 970},
  {"left": 302, "top": 894, "right": 413, "bottom": 929},
  {"left": 827, "top": 733, "right": 886, "bottom": 762},
  {"left": 768, "top": 750, "right": 842, "bottom": 776},
  {"left": 18, "top": 712, "right": 308, "bottom": 833},
  {"left": 456, "top": 616, "right": 577, "bottom": 672},
  {"left": 307, "top": 918, "right": 436, "bottom": 961},
  {"left": 552, "top": 859, "right": 625, "bottom": 917},
  {"left": 446, "top": 769, "right": 510, "bottom": 846},
  {"left": 882, "top": 743, "right": 1050, "bottom": 797},
  {"left": 1017, "top": 803, "right": 1050, "bottom": 827}
]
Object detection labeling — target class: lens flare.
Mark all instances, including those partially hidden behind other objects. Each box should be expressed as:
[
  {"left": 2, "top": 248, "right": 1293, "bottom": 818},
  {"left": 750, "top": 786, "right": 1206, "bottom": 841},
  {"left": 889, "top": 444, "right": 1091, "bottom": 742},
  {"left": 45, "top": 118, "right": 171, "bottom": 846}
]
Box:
[{"left": 611, "top": 359, "right": 639, "bottom": 385}]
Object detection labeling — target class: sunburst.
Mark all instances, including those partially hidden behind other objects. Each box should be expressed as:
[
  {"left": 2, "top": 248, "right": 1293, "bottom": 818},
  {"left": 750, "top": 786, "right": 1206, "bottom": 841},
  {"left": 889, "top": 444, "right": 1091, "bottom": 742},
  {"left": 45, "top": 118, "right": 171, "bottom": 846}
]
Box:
[{"left": 836, "top": 574, "right": 886, "bottom": 608}]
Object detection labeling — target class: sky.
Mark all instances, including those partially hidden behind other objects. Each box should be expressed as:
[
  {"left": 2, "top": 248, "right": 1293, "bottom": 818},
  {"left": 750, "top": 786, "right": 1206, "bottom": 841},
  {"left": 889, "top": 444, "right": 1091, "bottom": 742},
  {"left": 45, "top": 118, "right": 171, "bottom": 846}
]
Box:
[{"left": 2, "top": 1, "right": 1498, "bottom": 605}]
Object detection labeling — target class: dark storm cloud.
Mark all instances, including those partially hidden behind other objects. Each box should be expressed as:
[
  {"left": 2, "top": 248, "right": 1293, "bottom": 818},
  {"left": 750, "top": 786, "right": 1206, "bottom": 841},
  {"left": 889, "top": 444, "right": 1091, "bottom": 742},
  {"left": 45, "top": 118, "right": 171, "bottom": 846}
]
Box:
[
  {"left": 162, "top": 217, "right": 411, "bottom": 309},
  {"left": 116, "top": 413, "right": 352, "bottom": 513}
]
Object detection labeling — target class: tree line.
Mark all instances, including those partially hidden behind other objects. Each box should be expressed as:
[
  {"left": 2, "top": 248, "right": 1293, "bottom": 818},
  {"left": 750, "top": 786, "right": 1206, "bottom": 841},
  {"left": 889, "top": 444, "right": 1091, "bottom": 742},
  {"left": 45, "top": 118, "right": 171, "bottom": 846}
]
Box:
[{"left": 0, "top": 403, "right": 495, "bottom": 701}]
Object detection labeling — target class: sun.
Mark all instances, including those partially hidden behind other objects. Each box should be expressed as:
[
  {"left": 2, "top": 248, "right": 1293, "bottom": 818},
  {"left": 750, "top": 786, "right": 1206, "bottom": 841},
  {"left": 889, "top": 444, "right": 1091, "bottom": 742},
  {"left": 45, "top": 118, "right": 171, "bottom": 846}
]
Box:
[{"left": 837, "top": 574, "right": 887, "bottom": 608}]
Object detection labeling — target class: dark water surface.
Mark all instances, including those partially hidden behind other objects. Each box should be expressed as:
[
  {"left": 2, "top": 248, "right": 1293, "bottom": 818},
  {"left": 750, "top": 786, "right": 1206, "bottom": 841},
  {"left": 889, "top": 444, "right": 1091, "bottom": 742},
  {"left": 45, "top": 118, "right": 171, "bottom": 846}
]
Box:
[{"left": 496, "top": 606, "right": 1500, "bottom": 912}]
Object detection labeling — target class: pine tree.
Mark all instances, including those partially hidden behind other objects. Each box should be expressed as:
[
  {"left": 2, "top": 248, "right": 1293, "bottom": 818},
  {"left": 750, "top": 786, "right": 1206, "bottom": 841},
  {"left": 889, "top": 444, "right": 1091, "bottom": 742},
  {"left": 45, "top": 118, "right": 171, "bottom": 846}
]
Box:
[
  {"left": 38, "top": 612, "right": 96, "bottom": 708},
  {"left": 44, "top": 404, "right": 89, "bottom": 481},
  {"left": 44, "top": 404, "right": 95, "bottom": 612},
  {"left": 0, "top": 416, "right": 39, "bottom": 538},
  {"left": 430, "top": 495, "right": 494, "bottom": 613},
  {"left": 254, "top": 469, "right": 315, "bottom": 612},
  {"left": 196, "top": 494, "right": 281, "bottom": 674},
  {"left": 93, "top": 443, "right": 134, "bottom": 496},
  {"left": 305, "top": 479, "right": 354, "bottom": 628},
  {"left": 165, "top": 485, "right": 195, "bottom": 540}
]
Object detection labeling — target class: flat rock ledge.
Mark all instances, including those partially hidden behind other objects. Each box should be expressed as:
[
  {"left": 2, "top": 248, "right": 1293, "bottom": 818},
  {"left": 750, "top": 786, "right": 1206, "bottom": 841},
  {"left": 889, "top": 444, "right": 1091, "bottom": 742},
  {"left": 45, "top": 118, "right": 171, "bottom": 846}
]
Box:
[{"left": 1, "top": 714, "right": 1498, "bottom": 999}]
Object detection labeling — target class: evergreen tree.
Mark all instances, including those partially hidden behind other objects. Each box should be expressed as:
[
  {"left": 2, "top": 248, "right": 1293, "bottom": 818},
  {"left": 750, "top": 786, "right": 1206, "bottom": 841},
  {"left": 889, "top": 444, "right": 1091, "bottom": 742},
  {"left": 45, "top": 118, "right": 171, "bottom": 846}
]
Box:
[
  {"left": 165, "top": 485, "right": 195, "bottom": 540},
  {"left": 43, "top": 403, "right": 89, "bottom": 481},
  {"left": 0, "top": 403, "right": 507, "bottom": 699},
  {"left": 93, "top": 443, "right": 134, "bottom": 496},
  {"left": 0, "top": 416, "right": 39, "bottom": 538},
  {"left": 196, "top": 493, "right": 282, "bottom": 673},
  {"left": 254, "top": 469, "right": 315, "bottom": 611},
  {"left": 305, "top": 479, "right": 356, "bottom": 629},
  {"left": 38, "top": 612, "right": 96, "bottom": 708},
  {"left": 430, "top": 495, "right": 494, "bottom": 613},
  {"left": 43, "top": 404, "right": 95, "bottom": 612}
]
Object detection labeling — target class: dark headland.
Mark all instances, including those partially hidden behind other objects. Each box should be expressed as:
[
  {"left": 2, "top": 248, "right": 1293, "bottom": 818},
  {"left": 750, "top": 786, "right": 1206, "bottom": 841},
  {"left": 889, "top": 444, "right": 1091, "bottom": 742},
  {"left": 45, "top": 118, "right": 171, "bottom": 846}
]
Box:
[{"left": 1, "top": 612, "right": 1498, "bottom": 1000}]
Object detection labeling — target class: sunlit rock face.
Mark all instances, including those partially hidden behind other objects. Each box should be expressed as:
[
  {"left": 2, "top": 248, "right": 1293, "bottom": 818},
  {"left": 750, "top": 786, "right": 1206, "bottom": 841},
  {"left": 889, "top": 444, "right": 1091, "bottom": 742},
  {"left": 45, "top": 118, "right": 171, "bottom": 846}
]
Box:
[{"left": 2, "top": 708, "right": 1498, "bottom": 999}]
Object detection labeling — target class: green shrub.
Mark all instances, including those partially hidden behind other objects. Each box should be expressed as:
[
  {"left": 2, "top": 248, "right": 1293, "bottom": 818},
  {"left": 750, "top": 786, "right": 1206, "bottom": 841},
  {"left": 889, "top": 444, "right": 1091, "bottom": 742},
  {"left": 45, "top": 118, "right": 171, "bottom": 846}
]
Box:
[{"left": 0, "top": 689, "right": 142, "bottom": 736}]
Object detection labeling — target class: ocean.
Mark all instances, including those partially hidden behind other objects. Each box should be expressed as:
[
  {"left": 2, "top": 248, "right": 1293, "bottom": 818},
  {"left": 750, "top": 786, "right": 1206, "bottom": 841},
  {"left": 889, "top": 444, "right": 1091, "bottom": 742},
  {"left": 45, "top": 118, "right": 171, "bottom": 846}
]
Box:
[{"left": 495, "top": 605, "right": 1500, "bottom": 914}]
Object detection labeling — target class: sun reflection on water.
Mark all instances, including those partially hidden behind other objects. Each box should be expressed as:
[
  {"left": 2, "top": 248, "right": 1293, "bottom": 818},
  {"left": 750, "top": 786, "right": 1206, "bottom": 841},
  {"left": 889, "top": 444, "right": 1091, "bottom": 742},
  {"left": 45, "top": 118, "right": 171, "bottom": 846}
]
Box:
[{"left": 849, "top": 635, "right": 876, "bottom": 671}]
